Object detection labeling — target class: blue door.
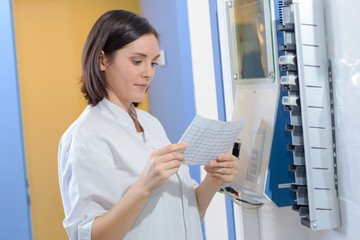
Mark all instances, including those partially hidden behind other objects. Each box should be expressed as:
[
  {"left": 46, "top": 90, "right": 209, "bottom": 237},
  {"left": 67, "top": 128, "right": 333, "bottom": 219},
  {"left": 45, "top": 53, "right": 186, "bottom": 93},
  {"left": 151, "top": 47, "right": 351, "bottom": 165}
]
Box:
[{"left": 0, "top": 0, "right": 32, "bottom": 239}]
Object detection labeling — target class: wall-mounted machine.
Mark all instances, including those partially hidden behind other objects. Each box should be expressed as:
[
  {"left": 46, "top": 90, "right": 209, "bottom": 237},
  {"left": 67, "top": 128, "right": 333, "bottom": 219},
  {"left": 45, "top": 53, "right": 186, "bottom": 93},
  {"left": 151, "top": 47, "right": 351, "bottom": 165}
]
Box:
[
  {"left": 217, "top": 0, "right": 340, "bottom": 230},
  {"left": 217, "top": 0, "right": 294, "bottom": 208}
]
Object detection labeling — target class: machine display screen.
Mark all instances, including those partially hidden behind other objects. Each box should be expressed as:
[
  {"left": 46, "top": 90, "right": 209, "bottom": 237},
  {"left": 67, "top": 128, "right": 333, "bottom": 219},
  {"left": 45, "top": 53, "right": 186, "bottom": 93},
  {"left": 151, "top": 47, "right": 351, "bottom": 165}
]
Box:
[{"left": 230, "top": 0, "right": 274, "bottom": 83}]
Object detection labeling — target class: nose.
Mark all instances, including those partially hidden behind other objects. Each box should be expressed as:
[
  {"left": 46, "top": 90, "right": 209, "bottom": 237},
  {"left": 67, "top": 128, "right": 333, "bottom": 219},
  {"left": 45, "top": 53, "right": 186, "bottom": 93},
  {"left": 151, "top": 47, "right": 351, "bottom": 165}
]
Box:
[{"left": 142, "top": 62, "right": 155, "bottom": 80}]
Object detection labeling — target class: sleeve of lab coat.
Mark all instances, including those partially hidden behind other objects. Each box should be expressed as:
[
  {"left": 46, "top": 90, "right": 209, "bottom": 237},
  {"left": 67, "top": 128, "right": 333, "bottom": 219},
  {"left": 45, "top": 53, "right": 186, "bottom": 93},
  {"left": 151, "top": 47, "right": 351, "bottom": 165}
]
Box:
[{"left": 59, "top": 134, "right": 120, "bottom": 240}]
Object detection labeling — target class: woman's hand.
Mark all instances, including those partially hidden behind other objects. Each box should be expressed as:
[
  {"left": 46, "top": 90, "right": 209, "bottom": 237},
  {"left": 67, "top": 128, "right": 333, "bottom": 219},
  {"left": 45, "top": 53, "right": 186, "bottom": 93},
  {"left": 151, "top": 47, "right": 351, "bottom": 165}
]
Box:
[
  {"left": 139, "top": 143, "right": 188, "bottom": 194},
  {"left": 91, "top": 142, "right": 187, "bottom": 240},
  {"left": 195, "top": 153, "right": 238, "bottom": 220},
  {"left": 203, "top": 153, "right": 238, "bottom": 188}
]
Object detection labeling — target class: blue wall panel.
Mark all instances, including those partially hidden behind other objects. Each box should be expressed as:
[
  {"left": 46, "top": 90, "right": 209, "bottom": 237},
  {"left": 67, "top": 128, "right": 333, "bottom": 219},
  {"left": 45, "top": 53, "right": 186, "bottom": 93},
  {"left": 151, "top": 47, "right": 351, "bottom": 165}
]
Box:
[
  {"left": 208, "top": 0, "right": 236, "bottom": 239},
  {"left": 140, "top": 0, "right": 204, "bottom": 237},
  {"left": 139, "top": 0, "right": 202, "bottom": 183},
  {"left": 140, "top": 0, "right": 196, "bottom": 144},
  {"left": 265, "top": 0, "right": 295, "bottom": 207},
  {"left": 0, "top": 0, "right": 32, "bottom": 239}
]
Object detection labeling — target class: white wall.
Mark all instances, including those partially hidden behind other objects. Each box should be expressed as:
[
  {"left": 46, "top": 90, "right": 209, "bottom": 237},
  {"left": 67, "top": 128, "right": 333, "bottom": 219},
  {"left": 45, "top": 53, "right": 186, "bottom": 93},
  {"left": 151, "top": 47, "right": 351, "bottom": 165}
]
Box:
[
  {"left": 257, "top": 0, "right": 360, "bottom": 239},
  {"left": 324, "top": 0, "right": 360, "bottom": 237},
  {"left": 186, "top": 0, "right": 230, "bottom": 239}
]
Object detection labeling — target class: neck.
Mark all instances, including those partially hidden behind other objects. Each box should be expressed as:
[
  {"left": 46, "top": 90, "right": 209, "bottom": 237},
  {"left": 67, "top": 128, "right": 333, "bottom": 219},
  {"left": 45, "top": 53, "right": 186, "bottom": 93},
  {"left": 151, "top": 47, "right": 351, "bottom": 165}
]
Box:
[
  {"left": 131, "top": 115, "right": 143, "bottom": 133},
  {"left": 106, "top": 92, "right": 143, "bottom": 132},
  {"left": 106, "top": 91, "right": 131, "bottom": 114}
]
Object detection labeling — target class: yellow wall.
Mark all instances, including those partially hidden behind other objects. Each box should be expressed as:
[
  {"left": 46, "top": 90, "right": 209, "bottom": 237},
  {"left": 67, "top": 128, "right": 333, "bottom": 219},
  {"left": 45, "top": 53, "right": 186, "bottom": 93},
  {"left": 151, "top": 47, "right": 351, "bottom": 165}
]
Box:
[{"left": 12, "top": 1, "right": 142, "bottom": 239}]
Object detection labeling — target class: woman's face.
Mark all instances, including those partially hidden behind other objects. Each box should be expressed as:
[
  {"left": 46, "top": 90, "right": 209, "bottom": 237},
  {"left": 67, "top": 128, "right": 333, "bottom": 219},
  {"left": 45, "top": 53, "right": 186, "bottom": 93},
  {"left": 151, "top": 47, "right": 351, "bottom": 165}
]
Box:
[{"left": 100, "top": 34, "right": 159, "bottom": 110}]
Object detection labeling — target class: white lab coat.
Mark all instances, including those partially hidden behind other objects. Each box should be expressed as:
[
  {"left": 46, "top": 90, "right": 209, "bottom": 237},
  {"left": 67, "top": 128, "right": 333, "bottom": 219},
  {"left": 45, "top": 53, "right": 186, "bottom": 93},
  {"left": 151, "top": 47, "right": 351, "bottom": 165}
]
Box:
[{"left": 58, "top": 98, "right": 203, "bottom": 240}]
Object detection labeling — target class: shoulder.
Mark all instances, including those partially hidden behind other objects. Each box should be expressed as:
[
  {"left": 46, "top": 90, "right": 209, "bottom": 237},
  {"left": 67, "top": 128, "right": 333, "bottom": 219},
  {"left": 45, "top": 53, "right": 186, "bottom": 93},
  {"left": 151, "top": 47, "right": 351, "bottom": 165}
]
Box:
[
  {"left": 58, "top": 105, "right": 115, "bottom": 174},
  {"left": 59, "top": 105, "right": 105, "bottom": 152}
]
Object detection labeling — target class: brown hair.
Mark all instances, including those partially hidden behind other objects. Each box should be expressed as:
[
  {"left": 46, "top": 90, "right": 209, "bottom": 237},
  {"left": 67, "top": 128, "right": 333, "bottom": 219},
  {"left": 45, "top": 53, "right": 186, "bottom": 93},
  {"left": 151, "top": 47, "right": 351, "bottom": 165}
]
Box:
[{"left": 81, "top": 10, "right": 158, "bottom": 106}]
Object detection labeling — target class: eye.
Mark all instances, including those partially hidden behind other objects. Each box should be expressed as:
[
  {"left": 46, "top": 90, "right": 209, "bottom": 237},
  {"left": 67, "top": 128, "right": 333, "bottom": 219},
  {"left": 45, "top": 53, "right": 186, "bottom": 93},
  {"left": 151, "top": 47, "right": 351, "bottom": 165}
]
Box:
[
  {"left": 132, "top": 60, "right": 142, "bottom": 65},
  {"left": 151, "top": 62, "right": 158, "bottom": 67}
]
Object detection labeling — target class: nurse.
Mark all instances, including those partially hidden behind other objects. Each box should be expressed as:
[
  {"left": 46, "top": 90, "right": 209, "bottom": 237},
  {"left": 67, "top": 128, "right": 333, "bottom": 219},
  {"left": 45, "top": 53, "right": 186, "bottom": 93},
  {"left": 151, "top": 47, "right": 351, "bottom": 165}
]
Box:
[{"left": 58, "top": 10, "right": 238, "bottom": 240}]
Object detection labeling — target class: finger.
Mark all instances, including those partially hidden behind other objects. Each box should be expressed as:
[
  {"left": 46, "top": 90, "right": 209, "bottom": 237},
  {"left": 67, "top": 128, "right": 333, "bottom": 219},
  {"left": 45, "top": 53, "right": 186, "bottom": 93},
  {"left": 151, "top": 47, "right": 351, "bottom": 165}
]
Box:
[
  {"left": 157, "top": 151, "right": 185, "bottom": 163},
  {"left": 152, "top": 143, "right": 188, "bottom": 156},
  {"left": 151, "top": 165, "right": 180, "bottom": 184},
  {"left": 204, "top": 167, "right": 237, "bottom": 175},
  {"left": 206, "top": 160, "right": 237, "bottom": 169},
  {"left": 208, "top": 173, "right": 236, "bottom": 183},
  {"left": 217, "top": 154, "right": 236, "bottom": 162},
  {"left": 165, "top": 167, "right": 180, "bottom": 178},
  {"left": 160, "top": 159, "right": 182, "bottom": 171}
]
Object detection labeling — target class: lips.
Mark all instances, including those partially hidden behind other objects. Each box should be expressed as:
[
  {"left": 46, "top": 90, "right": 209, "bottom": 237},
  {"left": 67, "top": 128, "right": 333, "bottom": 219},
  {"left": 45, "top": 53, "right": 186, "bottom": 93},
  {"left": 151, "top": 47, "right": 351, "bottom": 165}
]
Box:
[{"left": 134, "top": 83, "right": 148, "bottom": 90}]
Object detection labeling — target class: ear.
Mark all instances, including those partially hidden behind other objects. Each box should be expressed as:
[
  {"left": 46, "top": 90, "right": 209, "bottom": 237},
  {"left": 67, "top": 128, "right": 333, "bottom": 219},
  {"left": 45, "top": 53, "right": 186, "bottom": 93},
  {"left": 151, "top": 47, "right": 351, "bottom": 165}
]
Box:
[{"left": 99, "top": 50, "right": 108, "bottom": 71}]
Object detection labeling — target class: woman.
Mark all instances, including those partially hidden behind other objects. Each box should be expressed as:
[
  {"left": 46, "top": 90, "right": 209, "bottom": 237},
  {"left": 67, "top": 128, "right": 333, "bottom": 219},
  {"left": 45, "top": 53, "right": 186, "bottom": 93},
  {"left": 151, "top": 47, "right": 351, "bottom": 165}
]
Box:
[{"left": 58, "top": 10, "right": 238, "bottom": 240}]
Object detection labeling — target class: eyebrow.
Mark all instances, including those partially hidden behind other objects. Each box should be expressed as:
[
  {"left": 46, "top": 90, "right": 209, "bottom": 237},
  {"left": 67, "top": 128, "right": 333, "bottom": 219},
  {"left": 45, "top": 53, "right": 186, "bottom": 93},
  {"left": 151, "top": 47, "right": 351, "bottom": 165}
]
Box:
[{"left": 133, "top": 52, "right": 161, "bottom": 60}]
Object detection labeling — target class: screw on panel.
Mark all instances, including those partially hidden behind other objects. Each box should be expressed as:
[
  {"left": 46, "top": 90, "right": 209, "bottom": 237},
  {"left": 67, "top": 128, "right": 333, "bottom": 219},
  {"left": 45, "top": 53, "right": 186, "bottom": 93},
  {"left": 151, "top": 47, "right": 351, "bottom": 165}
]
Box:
[
  {"left": 268, "top": 71, "right": 274, "bottom": 79},
  {"left": 233, "top": 74, "right": 238, "bottom": 81},
  {"left": 313, "top": 223, "right": 317, "bottom": 229}
]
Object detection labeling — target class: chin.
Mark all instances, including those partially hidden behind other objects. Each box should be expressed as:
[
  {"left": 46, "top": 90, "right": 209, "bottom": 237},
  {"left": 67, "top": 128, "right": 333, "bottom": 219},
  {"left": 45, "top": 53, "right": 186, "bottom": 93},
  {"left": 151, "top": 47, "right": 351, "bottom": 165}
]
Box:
[{"left": 132, "top": 97, "right": 145, "bottom": 103}]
